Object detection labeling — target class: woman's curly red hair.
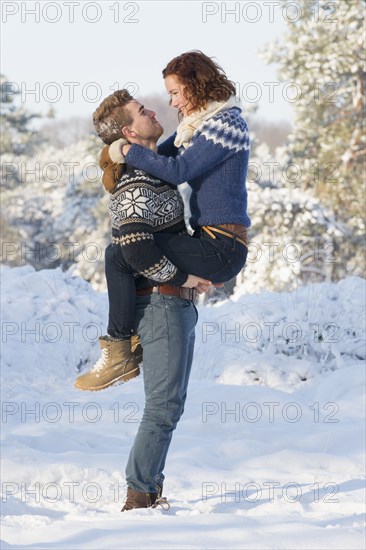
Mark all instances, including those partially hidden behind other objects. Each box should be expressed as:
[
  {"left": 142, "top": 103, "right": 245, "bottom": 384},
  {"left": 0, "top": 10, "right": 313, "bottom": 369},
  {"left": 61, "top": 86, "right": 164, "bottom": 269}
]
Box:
[{"left": 162, "top": 51, "right": 236, "bottom": 113}]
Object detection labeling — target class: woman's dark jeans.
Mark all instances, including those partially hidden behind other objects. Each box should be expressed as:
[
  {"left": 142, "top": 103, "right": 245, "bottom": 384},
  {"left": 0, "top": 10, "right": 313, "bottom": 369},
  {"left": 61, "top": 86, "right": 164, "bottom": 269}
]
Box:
[{"left": 106, "top": 228, "right": 248, "bottom": 338}]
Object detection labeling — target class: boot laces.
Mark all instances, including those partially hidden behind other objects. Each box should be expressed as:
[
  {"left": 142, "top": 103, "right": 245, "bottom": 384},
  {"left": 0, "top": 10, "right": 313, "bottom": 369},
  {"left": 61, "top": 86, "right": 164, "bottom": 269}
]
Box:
[
  {"left": 91, "top": 348, "right": 110, "bottom": 373},
  {"left": 152, "top": 496, "right": 170, "bottom": 511}
]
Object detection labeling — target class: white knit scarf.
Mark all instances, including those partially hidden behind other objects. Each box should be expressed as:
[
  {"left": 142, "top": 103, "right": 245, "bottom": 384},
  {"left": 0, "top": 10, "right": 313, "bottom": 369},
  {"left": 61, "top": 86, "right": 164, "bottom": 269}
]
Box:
[{"left": 174, "top": 96, "right": 238, "bottom": 149}]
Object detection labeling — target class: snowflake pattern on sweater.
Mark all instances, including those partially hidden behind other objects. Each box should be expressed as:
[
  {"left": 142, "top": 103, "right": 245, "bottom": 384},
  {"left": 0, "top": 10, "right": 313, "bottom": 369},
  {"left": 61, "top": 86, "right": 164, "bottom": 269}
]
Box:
[
  {"left": 110, "top": 166, "right": 187, "bottom": 285},
  {"left": 197, "top": 108, "right": 250, "bottom": 153}
]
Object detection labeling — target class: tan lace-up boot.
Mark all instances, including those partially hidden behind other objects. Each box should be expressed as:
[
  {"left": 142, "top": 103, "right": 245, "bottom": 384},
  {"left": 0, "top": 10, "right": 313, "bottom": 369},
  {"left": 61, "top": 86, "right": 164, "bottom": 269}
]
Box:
[
  {"left": 131, "top": 334, "right": 143, "bottom": 365},
  {"left": 74, "top": 336, "right": 140, "bottom": 391}
]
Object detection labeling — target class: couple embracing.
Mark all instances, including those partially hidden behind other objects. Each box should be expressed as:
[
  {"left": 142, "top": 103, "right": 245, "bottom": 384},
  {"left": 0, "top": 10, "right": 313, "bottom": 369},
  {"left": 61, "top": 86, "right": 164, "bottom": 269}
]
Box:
[{"left": 75, "top": 50, "right": 250, "bottom": 511}]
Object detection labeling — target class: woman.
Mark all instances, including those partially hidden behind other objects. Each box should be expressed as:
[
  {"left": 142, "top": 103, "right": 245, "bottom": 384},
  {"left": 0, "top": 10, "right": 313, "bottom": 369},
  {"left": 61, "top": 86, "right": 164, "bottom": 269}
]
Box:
[{"left": 118, "top": 50, "right": 250, "bottom": 281}]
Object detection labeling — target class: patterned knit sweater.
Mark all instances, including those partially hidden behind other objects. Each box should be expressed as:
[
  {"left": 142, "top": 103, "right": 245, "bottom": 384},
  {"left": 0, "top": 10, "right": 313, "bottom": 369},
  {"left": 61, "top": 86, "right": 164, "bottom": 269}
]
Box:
[
  {"left": 110, "top": 165, "right": 188, "bottom": 286},
  {"left": 125, "top": 107, "right": 251, "bottom": 229}
]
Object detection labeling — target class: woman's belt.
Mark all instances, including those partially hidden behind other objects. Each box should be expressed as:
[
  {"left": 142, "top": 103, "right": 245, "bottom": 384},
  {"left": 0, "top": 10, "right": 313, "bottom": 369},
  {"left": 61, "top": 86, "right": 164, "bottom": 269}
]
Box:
[{"left": 202, "top": 224, "right": 249, "bottom": 247}]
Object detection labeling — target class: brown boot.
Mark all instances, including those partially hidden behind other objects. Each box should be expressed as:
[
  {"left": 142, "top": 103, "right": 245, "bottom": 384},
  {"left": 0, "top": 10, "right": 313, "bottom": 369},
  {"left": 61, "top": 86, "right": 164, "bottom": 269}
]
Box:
[
  {"left": 121, "top": 485, "right": 170, "bottom": 512},
  {"left": 121, "top": 487, "right": 170, "bottom": 512},
  {"left": 121, "top": 488, "right": 157, "bottom": 511},
  {"left": 74, "top": 336, "right": 140, "bottom": 391}
]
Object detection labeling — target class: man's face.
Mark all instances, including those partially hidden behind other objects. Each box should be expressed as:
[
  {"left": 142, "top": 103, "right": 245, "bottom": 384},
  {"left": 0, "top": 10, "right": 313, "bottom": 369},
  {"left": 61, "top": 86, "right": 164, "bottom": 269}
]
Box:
[{"left": 123, "top": 100, "right": 163, "bottom": 142}]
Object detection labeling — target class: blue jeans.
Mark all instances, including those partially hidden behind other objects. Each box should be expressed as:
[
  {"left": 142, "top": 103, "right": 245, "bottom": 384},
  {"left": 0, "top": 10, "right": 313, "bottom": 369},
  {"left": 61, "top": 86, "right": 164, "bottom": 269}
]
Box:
[{"left": 125, "top": 293, "right": 197, "bottom": 493}]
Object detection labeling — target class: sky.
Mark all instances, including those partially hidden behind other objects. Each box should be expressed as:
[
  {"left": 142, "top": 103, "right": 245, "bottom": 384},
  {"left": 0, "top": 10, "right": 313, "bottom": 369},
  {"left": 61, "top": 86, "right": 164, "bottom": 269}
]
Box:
[{"left": 1, "top": 1, "right": 294, "bottom": 123}]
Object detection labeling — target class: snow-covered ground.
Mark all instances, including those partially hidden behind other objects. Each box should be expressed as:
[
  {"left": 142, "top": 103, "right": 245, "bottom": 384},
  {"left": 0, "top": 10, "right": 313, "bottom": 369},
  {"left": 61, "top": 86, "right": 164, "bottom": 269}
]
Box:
[{"left": 1, "top": 265, "right": 365, "bottom": 549}]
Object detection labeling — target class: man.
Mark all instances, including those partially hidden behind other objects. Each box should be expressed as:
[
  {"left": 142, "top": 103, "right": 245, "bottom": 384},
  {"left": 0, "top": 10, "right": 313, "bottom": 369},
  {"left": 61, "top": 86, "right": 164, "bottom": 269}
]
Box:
[
  {"left": 80, "top": 90, "right": 210, "bottom": 510},
  {"left": 75, "top": 90, "right": 209, "bottom": 392}
]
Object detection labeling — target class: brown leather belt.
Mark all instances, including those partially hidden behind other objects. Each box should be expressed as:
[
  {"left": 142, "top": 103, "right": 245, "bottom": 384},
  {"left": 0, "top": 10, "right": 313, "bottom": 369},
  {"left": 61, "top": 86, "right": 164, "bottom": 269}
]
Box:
[
  {"left": 202, "top": 224, "right": 248, "bottom": 247},
  {"left": 136, "top": 284, "right": 197, "bottom": 303}
]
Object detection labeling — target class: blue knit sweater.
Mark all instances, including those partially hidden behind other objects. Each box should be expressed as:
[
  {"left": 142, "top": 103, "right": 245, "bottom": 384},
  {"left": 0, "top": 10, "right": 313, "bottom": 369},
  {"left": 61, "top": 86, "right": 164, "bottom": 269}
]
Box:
[{"left": 125, "top": 107, "right": 251, "bottom": 229}]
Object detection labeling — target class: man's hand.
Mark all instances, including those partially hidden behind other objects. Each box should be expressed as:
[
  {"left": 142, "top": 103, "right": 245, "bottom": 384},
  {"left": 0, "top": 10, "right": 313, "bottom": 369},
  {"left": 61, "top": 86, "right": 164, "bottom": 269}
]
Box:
[{"left": 183, "top": 274, "right": 212, "bottom": 294}]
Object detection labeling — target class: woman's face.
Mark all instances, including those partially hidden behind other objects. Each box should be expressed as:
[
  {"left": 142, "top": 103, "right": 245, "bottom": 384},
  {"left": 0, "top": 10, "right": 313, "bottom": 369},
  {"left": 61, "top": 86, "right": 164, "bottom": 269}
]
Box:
[{"left": 164, "top": 74, "right": 193, "bottom": 117}]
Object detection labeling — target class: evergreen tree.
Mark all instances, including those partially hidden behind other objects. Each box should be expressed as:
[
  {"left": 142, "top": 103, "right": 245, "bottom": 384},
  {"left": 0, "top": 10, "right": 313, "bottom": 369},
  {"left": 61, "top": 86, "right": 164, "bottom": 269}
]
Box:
[
  {"left": 0, "top": 75, "right": 43, "bottom": 155},
  {"left": 261, "top": 0, "right": 365, "bottom": 254}
]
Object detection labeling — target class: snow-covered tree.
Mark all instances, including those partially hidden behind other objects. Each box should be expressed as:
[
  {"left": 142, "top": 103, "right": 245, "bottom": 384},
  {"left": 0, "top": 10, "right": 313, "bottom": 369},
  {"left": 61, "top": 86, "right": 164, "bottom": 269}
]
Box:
[
  {"left": 234, "top": 142, "right": 356, "bottom": 295},
  {"left": 259, "top": 0, "right": 365, "bottom": 279},
  {"left": 0, "top": 75, "right": 43, "bottom": 156},
  {"left": 1, "top": 134, "right": 107, "bottom": 281},
  {"left": 261, "top": 1, "right": 365, "bottom": 208}
]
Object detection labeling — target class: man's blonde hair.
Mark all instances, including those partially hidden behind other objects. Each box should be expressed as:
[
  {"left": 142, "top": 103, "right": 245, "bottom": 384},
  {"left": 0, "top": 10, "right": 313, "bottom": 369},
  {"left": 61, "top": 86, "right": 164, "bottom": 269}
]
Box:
[{"left": 93, "top": 89, "right": 134, "bottom": 144}]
